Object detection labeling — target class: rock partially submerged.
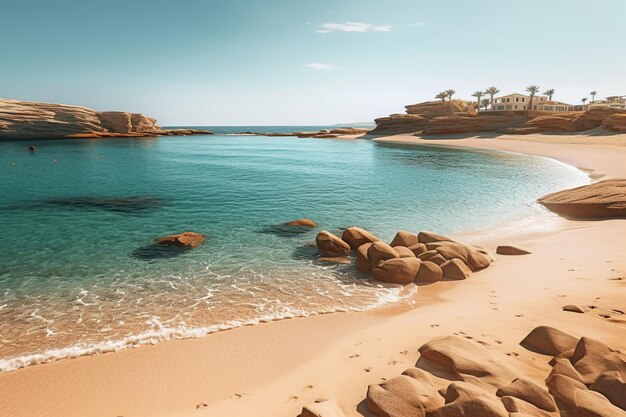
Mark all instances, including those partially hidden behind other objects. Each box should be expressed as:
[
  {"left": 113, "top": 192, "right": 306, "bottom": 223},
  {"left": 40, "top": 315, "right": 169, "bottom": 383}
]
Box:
[
  {"left": 538, "top": 179, "right": 626, "bottom": 219},
  {"left": 315, "top": 231, "right": 351, "bottom": 256},
  {"left": 155, "top": 232, "right": 205, "bottom": 248},
  {"left": 285, "top": 218, "right": 318, "bottom": 228}
]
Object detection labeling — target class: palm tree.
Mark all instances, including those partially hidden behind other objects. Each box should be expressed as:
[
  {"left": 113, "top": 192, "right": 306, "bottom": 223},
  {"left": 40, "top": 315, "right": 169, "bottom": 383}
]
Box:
[
  {"left": 485, "top": 86, "right": 499, "bottom": 111},
  {"left": 435, "top": 92, "right": 447, "bottom": 103},
  {"left": 445, "top": 89, "right": 456, "bottom": 102},
  {"left": 481, "top": 98, "right": 490, "bottom": 112},
  {"left": 525, "top": 85, "right": 540, "bottom": 111},
  {"left": 590, "top": 91, "right": 597, "bottom": 103},
  {"left": 582, "top": 97, "right": 588, "bottom": 108},
  {"left": 471, "top": 91, "right": 484, "bottom": 111},
  {"left": 543, "top": 89, "right": 555, "bottom": 101}
]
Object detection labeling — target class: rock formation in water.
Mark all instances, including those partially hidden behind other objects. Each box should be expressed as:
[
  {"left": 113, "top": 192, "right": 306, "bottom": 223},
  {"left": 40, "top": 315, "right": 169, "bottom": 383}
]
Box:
[
  {"left": 0, "top": 98, "right": 213, "bottom": 140},
  {"left": 370, "top": 99, "right": 626, "bottom": 136},
  {"left": 538, "top": 179, "right": 626, "bottom": 219}
]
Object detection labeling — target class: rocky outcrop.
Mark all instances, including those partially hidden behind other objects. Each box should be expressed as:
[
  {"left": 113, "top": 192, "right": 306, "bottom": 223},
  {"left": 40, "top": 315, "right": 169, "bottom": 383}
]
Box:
[
  {"left": 602, "top": 113, "right": 626, "bottom": 132},
  {"left": 0, "top": 98, "right": 213, "bottom": 140},
  {"left": 342, "top": 227, "right": 381, "bottom": 250},
  {"left": 538, "top": 179, "right": 626, "bottom": 219},
  {"left": 155, "top": 232, "right": 205, "bottom": 248},
  {"left": 315, "top": 231, "right": 351, "bottom": 256},
  {"left": 520, "top": 325, "right": 579, "bottom": 356},
  {"left": 370, "top": 114, "right": 429, "bottom": 135}
]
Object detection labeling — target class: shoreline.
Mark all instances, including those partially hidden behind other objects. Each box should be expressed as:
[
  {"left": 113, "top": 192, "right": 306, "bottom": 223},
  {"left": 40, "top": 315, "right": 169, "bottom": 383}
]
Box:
[{"left": 1, "top": 133, "right": 625, "bottom": 417}]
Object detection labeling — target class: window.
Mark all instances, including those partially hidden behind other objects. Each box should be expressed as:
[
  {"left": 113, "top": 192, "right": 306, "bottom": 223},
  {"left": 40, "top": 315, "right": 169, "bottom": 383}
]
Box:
[
  {"left": 522, "top": 97, "right": 525, "bottom": 102},
  {"left": 515, "top": 97, "right": 519, "bottom": 102},
  {"left": 514, "top": 105, "right": 518, "bottom": 109},
  {"left": 506, "top": 98, "right": 510, "bottom": 103}
]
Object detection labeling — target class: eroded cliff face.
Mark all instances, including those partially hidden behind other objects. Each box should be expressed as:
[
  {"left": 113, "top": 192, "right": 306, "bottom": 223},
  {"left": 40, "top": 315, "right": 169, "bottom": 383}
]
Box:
[
  {"left": 0, "top": 98, "right": 212, "bottom": 139},
  {"left": 371, "top": 100, "right": 626, "bottom": 136}
]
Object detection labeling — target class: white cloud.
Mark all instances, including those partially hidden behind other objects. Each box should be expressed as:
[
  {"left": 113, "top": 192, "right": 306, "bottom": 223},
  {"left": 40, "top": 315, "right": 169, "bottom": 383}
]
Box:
[
  {"left": 316, "top": 22, "right": 393, "bottom": 33},
  {"left": 305, "top": 63, "right": 335, "bottom": 70}
]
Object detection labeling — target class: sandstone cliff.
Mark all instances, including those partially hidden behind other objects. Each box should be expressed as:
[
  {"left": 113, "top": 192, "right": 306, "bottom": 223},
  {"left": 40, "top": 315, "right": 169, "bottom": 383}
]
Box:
[
  {"left": 0, "top": 98, "right": 212, "bottom": 140},
  {"left": 371, "top": 100, "right": 626, "bottom": 136}
]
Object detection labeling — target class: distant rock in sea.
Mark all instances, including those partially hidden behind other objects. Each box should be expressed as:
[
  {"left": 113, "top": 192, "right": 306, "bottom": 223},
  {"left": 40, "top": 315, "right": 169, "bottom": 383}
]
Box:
[{"left": 0, "top": 98, "right": 213, "bottom": 140}]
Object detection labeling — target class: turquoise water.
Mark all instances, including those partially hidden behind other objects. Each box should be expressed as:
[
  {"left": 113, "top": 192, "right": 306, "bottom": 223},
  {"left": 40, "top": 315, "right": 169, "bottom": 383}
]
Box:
[{"left": 0, "top": 133, "right": 587, "bottom": 371}]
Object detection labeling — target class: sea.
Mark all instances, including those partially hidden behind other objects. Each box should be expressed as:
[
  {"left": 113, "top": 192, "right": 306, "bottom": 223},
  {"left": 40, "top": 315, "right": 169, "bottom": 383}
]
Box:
[{"left": 0, "top": 126, "right": 589, "bottom": 371}]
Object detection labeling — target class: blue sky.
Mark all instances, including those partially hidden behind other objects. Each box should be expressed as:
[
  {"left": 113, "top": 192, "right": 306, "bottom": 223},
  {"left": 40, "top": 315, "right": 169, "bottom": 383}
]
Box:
[{"left": 1, "top": 0, "right": 624, "bottom": 125}]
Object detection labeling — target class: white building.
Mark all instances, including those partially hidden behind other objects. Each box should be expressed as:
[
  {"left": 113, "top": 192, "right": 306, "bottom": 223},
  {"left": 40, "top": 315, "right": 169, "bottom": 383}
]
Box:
[
  {"left": 492, "top": 93, "right": 548, "bottom": 111},
  {"left": 588, "top": 95, "right": 626, "bottom": 110}
]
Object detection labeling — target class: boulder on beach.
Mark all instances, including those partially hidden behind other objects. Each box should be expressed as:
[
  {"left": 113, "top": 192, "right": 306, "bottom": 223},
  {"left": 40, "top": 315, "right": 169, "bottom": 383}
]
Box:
[
  {"left": 496, "top": 377, "right": 557, "bottom": 412},
  {"left": 570, "top": 337, "right": 626, "bottom": 385},
  {"left": 155, "top": 232, "right": 205, "bottom": 248},
  {"left": 417, "top": 231, "right": 454, "bottom": 244},
  {"left": 546, "top": 374, "right": 625, "bottom": 417},
  {"left": 356, "top": 243, "right": 373, "bottom": 273},
  {"left": 500, "top": 395, "right": 554, "bottom": 417},
  {"left": 368, "top": 242, "right": 400, "bottom": 267},
  {"left": 390, "top": 231, "right": 419, "bottom": 247},
  {"left": 426, "top": 254, "right": 447, "bottom": 266},
  {"left": 441, "top": 259, "right": 472, "bottom": 280},
  {"left": 435, "top": 242, "right": 491, "bottom": 271},
  {"left": 415, "top": 261, "right": 443, "bottom": 283},
  {"left": 300, "top": 399, "right": 346, "bottom": 417},
  {"left": 416, "top": 250, "right": 439, "bottom": 261},
  {"left": 408, "top": 243, "right": 427, "bottom": 256},
  {"left": 393, "top": 246, "right": 416, "bottom": 258},
  {"left": 520, "top": 325, "right": 579, "bottom": 356},
  {"left": 429, "top": 382, "right": 509, "bottom": 417},
  {"left": 496, "top": 245, "right": 531, "bottom": 255},
  {"left": 548, "top": 357, "right": 586, "bottom": 383},
  {"left": 315, "top": 231, "right": 351, "bottom": 256},
  {"left": 372, "top": 257, "right": 421, "bottom": 285},
  {"left": 366, "top": 368, "right": 443, "bottom": 417},
  {"left": 341, "top": 227, "right": 380, "bottom": 250},
  {"left": 538, "top": 179, "right": 626, "bottom": 219},
  {"left": 590, "top": 371, "right": 626, "bottom": 410},
  {"left": 284, "top": 219, "right": 318, "bottom": 228},
  {"left": 563, "top": 304, "right": 585, "bottom": 313}
]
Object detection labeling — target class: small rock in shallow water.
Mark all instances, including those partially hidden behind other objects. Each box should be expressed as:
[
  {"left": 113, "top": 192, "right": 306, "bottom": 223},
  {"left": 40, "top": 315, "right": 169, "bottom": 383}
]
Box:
[{"left": 155, "top": 232, "right": 205, "bottom": 248}]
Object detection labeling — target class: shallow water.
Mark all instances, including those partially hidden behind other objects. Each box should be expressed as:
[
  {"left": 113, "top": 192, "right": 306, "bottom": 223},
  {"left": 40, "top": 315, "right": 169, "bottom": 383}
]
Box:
[{"left": 0, "top": 133, "right": 588, "bottom": 371}]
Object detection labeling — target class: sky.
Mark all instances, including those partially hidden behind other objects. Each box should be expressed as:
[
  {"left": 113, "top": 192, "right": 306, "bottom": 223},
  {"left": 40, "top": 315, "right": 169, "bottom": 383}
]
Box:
[{"left": 1, "top": 0, "right": 624, "bottom": 125}]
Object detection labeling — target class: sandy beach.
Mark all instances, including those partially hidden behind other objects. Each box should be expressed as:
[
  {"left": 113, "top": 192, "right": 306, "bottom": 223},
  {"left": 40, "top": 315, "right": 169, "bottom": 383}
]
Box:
[{"left": 2, "top": 133, "right": 625, "bottom": 417}]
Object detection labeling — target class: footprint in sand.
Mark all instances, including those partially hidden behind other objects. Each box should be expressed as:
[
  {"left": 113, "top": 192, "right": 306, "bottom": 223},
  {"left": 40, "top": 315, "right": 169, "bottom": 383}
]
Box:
[
  {"left": 400, "top": 350, "right": 409, "bottom": 355},
  {"left": 349, "top": 353, "right": 361, "bottom": 358},
  {"left": 303, "top": 385, "right": 314, "bottom": 391},
  {"left": 196, "top": 403, "right": 207, "bottom": 410},
  {"left": 364, "top": 368, "right": 372, "bottom": 372},
  {"left": 506, "top": 352, "right": 520, "bottom": 357},
  {"left": 288, "top": 395, "right": 299, "bottom": 402}
]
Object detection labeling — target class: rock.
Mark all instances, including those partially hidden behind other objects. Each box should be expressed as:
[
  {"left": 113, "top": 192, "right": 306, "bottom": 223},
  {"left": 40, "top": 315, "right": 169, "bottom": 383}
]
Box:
[
  {"left": 538, "top": 179, "right": 626, "bottom": 219},
  {"left": 390, "top": 231, "right": 419, "bottom": 247},
  {"left": 520, "top": 326, "right": 579, "bottom": 356},
  {"left": 427, "top": 254, "right": 447, "bottom": 266},
  {"left": 315, "top": 231, "right": 351, "bottom": 256},
  {"left": 418, "top": 335, "right": 516, "bottom": 389},
  {"left": 155, "top": 232, "right": 205, "bottom": 248},
  {"left": 548, "top": 357, "right": 586, "bottom": 383},
  {"left": 563, "top": 305, "right": 585, "bottom": 313},
  {"left": 496, "top": 245, "right": 531, "bottom": 255},
  {"left": 429, "top": 382, "right": 509, "bottom": 417},
  {"left": 368, "top": 242, "right": 400, "bottom": 267},
  {"left": 284, "top": 219, "right": 318, "bottom": 228},
  {"left": 415, "top": 261, "right": 443, "bottom": 283},
  {"left": 602, "top": 112, "right": 626, "bottom": 132},
  {"left": 341, "top": 227, "right": 380, "bottom": 250},
  {"left": 570, "top": 337, "right": 626, "bottom": 385},
  {"left": 317, "top": 256, "right": 351, "bottom": 264},
  {"left": 356, "top": 243, "right": 373, "bottom": 273},
  {"left": 327, "top": 127, "right": 371, "bottom": 135},
  {"left": 435, "top": 242, "right": 491, "bottom": 271},
  {"left": 590, "top": 371, "right": 626, "bottom": 410},
  {"left": 524, "top": 113, "right": 578, "bottom": 131},
  {"left": 500, "top": 396, "right": 555, "bottom": 417},
  {"left": 417, "top": 231, "right": 454, "bottom": 244},
  {"left": 393, "top": 246, "right": 417, "bottom": 258},
  {"left": 424, "top": 112, "right": 532, "bottom": 135},
  {"left": 300, "top": 399, "right": 346, "bottom": 417},
  {"left": 571, "top": 107, "right": 625, "bottom": 131},
  {"left": 369, "top": 114, "right": 429, "bottom": 135},
  {"left": 441, "top": 259, "right": 472, "bottom": 280},
  {"left": 28, "top": 145, "right": 36, "bottom": 151},
  {"left": 548, "top": 374, "right": 626, "bottom": 417},
  {"left": 408, "top": 243, "right": 427, "bottom": 256},
  {"left": 416, "top": 250, "right": 439, "bottom": 261},
  {"left": 496, "top": 377, "right": 557, "bottom": 412},
  {"left": 372, "top": 258, "right": 421, "bottom": 285},
  {"left": 366, "top": 368, "right": 443, "bottom": 417}
]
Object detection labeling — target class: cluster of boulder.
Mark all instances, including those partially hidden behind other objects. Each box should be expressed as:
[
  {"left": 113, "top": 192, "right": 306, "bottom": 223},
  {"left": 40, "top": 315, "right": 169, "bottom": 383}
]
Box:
[
  {"left": 234, "top": 127, "right": 370, "bottom": 139},
  {"left": 0, "top": 98, "right": 213, "bottom": 140},
  {"left": 300, "top": 326, "right": 626, "bottom": 417},
  {"left": 369, "top": 100, "right": 626, "bottom": 136},
  {"left": 315, "top": 227, "right": 492, "bottom": 285}
]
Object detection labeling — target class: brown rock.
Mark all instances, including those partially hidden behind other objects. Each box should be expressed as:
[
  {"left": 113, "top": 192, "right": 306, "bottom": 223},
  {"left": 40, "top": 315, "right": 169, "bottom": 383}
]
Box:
[
  {"left": 429, "top": 382, "right": 509, "bottom": 417},
  {"left": 496, "top": 245, "right": 531, "bottom": 255},
  {"left": 500, "top": 396, "right": 555, "bottom": 417},
  {"left": 548, "top": 374, "right": 626, "bottom": 417},
  {"left": 366, "top": 368, "right": 443, "bottom": 417},
  {"left": 520, "top": 326, "right": 579, "bottom": 356},
  {"left": 372, "top": 258, "right": 421, "bottom": 285},
  {"left": 571, "top": 107, "right": 624, "bottom": 131},
  {"left": 441, "top": 259, "right": 472, "bottom": 280},
  {"left": 538, "top": 179, "right": 626, "bottom": 219},
  {"left": 590, "top": 371, "right": 626, "bottom": 410},
  {"left": 155, "top": 232, "right": 205, "bottom": 248},
  {"left": 390, "top": 231, "right": 419, "bottom": 247},
  {"left": 548, "top": 357, "right": 586, "bottom": 383},
  {"left": 284, "top": 218, "right": 318, "bottom": 228},
  {"left": 418, "top": 335, "right": 516, "bottom": 389},
  {"left": 369, "top": 114, "right": 429, "bottom": 135},
  {"left": 300, "top": 399, "right": 346, "bottom": 417},
  {"left": 393, "top": 246, "right": 417, "bottom": 258},
  {"left": 356, "top": 243, "right": 373, "bottom": 273},
  {"left": 415, "top": 261, "right": 443, "bottom": 283},
  {"left": 417, "top": 231, "right": 454, "bottom": 244},
  {"left": 368, "top": 242, "right": 400, "bottom": 267},
  {"left": 563, "top": 305, "right": 585, "bottom": 313},
  {"left": 435, "top": 242, "right": 491, "bottom": 271},
  {"left": 341, "top": 227, "right": 380, "bottom": 250},
  {"left": 496, "top": 377, "right": 557, "bottom": 412},
  {"left": 407, "top": 243, "right": 427, "bottom": 256},
  {"left": 315, "top": 231, "right": 351, "bottom": 256},
  {"left": 602, "top": 112, "right": 626, "bottom": 132},
  {"left": 416, "top": 250, "right": 439, "bottom": 261},
  {"left": 427, "top": 254, "right": 447, "bottom": 266},
  {"left": 570, "top": 337, "right": 626, "bottom": 385}
]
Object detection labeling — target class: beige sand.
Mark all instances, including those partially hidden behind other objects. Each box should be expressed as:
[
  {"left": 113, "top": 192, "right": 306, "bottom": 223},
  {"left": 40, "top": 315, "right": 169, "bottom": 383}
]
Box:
[{"left": 1, "top": 133, "right": 625, "bottom": 417}]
